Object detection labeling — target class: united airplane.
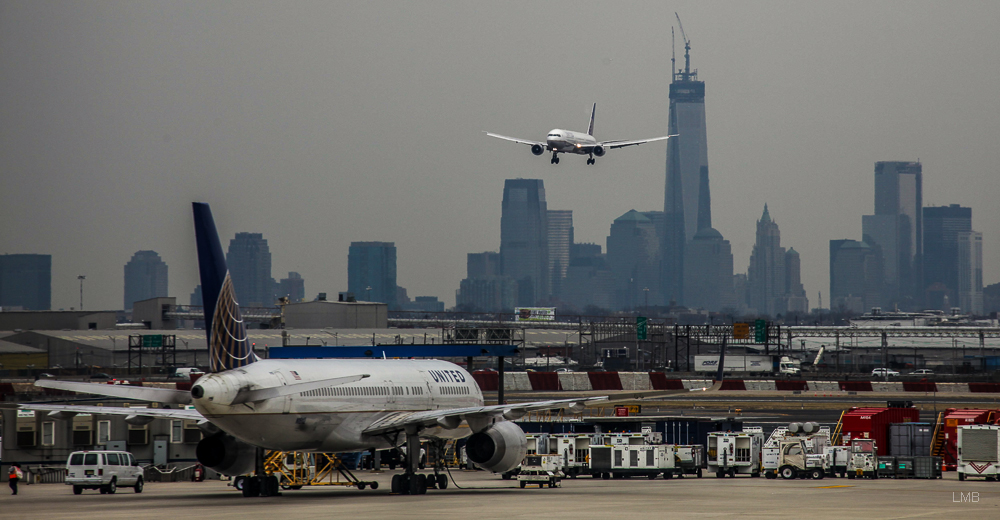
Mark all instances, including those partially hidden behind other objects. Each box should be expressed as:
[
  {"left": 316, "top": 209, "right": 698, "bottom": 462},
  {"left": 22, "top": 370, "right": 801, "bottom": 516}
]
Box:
[
  {"left": 486, "top": 103, "right": 677, "bottom": 164},
  {"left": 23, "top": 202, "right": 720, "bottom": 497}
]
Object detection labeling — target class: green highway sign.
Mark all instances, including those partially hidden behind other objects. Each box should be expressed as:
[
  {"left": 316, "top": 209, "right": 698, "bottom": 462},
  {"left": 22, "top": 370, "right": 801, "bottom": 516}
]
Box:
[
  {"left": 142, "top": 334, "right": 163, "bottom": 348},
  {"left": 636, "top": 316, "right": 648, "bottom": 341},
  {"left": 754, "top": 320, "right": 767, "bottom": 343}
]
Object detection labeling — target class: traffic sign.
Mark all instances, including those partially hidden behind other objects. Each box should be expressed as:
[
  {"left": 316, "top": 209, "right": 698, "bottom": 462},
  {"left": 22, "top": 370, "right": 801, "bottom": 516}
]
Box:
[
  {"left": 636, "top": 316, "right": 648, "bottom": 340},
  {"left": 754, "top": 320, "right": 767, "bottom": 343},
  {"left": 142, "top": 334, "right": 163, "bottom": 348},
  {"left": 733, "top": 322, "right": 750, "bottom": 340}
]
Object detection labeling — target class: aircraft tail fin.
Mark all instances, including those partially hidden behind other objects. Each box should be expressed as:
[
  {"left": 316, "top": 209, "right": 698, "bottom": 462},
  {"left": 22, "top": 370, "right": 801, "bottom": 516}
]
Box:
[
  {"left": 587, "top": 103, "right": 596, "bottom": 136},
  {"left": 192, "top": 202, "right": 255, "bottom": 373},
  {"left": 715, "top": 337, "right": 727, "bottom": 383}
]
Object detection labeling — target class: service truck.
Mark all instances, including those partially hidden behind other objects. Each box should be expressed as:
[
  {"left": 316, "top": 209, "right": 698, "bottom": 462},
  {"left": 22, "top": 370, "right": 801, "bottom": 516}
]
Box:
[
  {"left": 674, "top": 445, "right": 705, "bottom": 478},
  {"left": 762, "top": 424, "right": 831, "bottom": 479},
  {"left": 957, "top": 425, "right": 1000, "bottom": 481},
  {"left": 847, "top": 438, "right": 879, "bottom": 479},
  {"left": 707, "top": 431, "right": 764, "bottom": 478},
  {"left": 589, "top": 444, "right": 676, "bottom": 480}
]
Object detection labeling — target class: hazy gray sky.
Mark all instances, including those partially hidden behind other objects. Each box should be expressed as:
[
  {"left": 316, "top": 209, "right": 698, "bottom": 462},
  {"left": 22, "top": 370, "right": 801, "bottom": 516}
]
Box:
[{"left": 2, "top": 1, "right": 998, "bottom": 311}]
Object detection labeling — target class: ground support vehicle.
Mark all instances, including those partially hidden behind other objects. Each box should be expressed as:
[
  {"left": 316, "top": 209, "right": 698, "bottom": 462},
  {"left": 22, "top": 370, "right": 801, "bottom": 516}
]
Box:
[
  {"left": 847, "top": 439, "right": 879, "bottom": 479},
  {"left": 235, "top": 451, "right": 381, "bottom": 495},
  {"left": 518, "top": 469, "right": 561, "bottom": 488},
  {"left": 65, "top": 450, "right": 144, "bottom": 495},
  {"left": 957, "top": 425, "right": 1000, "bottom": 481},
  {"left": 763, "top": 432, "right": 830, "bottom": 480},
  {"left": 673, "top": 445, "right": 704, "bottom": 478},
  {"left": 824, "top": 446, "right": 850, "bottom": 478},
  {"left": 520, "top": 433, "right": 594, "bottom": 478},
  {"left": 589, "top": 445, "right": 675, "bottom": 479},
  {"left": 707, "top": 431, "right": 763, "bottom": 478}
]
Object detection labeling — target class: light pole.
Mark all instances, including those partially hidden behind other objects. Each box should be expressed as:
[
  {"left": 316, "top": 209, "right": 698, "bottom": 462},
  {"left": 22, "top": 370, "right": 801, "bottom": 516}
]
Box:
[
  {"left": 78, "top": 275, "right": 86, "bottom": 310},
  {"left": 643, "top": 287, "right": 649, "bottom": 314},
  {"left": 323, "top": 329, "right": 339, "bottom": 346},
  {"left": 108, "top": 336, "right": 117, "bottom": 371},
  {"left": 365, "top": 286, "right": 372, "bottom": 301}
]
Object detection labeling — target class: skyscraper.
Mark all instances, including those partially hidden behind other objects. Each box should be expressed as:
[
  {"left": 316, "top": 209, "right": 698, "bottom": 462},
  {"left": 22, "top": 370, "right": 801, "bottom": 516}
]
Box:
[
  {"left": 348, "top": 242, "right": 397, "bottom": 308},
  {"left": 226, "top": 232, "right": 274, "bottom": 307},
  {"left": 500, "top": 179, "right": 548, "bottom": 306},
  {"left": 683, "top": 227, "right": 734, "bottom": 312},
  {"left": 923, "top": 204, "right": 972, "bottom": 310},
  {"left": 747, "top": 205, "right": 786, "bottom": 317},
  {"left": 957, "top": 231, "right": 983, "bottom": 315},
  {"left": 830, "top": 239, "right": 882, "bottom": 313},
  {"left": 607, "top": 210, "right": 660, "bottom": 310},
  {"left": 278, "top": 272, "right": 305, "bottom": 303},
  {"left": 123, "top": 250, "right": 169, "bottom": 311},
  {"left": 0, "top": 254, "right": 51, "bottom": 310},
  {"left": 784, "top": 248, "right": 808, "bottom": 313},
  {"left": 863, "top": 161, "right": 922, "bottom": 307},
  {"left": 662, "top": 37, "right": 710, "bottom": 305},
  {"left": 547, "top": 210, "right": 573, "bottom": 299}
]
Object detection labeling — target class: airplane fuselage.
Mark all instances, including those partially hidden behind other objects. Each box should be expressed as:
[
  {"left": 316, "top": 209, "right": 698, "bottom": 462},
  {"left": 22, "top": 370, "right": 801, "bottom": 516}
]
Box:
[
  {"left": 546, "top": 128, "right": 598, "bottom": 154},
  {"left": 192, "top": 358, "right": 483, "bottom": 453}
]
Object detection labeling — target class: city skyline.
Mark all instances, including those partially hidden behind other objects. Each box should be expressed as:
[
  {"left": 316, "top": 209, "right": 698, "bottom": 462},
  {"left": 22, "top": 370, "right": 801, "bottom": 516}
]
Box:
[{"left": 2, "top": 3, "right": 998, "bottom": 311}]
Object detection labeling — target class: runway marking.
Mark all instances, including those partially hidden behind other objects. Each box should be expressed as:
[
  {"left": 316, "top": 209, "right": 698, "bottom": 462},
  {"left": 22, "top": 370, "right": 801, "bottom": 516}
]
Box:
[{"left": 813, "top": 485, "right": 855, "bottom": 489}]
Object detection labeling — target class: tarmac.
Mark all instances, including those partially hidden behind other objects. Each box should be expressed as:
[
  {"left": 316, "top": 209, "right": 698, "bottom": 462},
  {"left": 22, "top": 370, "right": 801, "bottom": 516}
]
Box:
[{"left": 2, "top": 469, "right": 998, "bottom": 520}]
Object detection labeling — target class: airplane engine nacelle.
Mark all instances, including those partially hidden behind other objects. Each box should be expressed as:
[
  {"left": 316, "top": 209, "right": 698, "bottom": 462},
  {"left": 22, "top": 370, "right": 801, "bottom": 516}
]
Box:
[
  {"left": 465, "top": 421, "right": 527, "bottom": 473},
  {"left": 196, "top": 432, "right": 257, "bottom": 476},
  {"left": 530, "top": 144, "right": 545, "bottom": 156},
  {"left": 593, "top": 145, "right": 606, "bottom": 157}
]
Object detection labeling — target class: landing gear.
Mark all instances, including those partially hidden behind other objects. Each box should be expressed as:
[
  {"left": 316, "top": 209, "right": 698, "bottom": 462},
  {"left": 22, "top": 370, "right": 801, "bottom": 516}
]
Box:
[
  {"left": 550, "top": 152, "right": 560, "bottom": 164},
  {"left": 393, "top": 429, "right": 435, "bottom": 495},
  {"left": 586, "top": 155, "right": 595, "bottom": 165}
]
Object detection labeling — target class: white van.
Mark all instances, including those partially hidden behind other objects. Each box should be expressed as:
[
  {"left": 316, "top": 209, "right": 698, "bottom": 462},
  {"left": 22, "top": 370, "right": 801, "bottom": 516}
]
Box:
[{"left": 66, "top": 450, "right": 144, "bottom": 494}]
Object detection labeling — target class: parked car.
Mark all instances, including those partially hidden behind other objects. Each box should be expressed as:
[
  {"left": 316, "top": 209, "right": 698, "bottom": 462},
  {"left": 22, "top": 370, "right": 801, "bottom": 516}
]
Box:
[
  {"left": 871, "top": 368, "right": 900, "bottom": 377},
  {"left": 66, "top": 450, "right": 144, "bottom": 495},
  {"left": 908, "top": 369, "right": 934, "bottom": 376}
]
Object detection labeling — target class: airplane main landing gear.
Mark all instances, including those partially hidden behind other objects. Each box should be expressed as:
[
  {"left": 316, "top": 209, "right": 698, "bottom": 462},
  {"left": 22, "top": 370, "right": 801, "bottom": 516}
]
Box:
[
  {"left": 550, "top": 152, "right": 560, "bottom": 164},
  {"left": 586, "top": 156, "right": 595, "bottom": 165},
  {"left": 392, "top": 430, "right": 434, "bottom": 495}
]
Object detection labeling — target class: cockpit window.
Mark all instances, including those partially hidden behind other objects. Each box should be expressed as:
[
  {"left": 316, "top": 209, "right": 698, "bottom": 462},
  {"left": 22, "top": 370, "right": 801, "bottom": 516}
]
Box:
[{"left": 548, "top": 133, "right": 560, "bottom": 137}]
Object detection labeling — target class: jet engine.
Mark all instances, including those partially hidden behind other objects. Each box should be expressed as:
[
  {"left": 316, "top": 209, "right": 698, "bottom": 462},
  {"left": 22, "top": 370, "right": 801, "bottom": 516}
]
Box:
[
  {"left": 592, "top": 145, "right": 606, "bottom": 157},
  {"left": 464, "top": 421, "right": 527, "bottom": 473},
  {"left": 196, "top": 432, "right": 257, "bottom": 476},
  {"left": 530, "top": 144, "right": 545, "bottom": 156}
]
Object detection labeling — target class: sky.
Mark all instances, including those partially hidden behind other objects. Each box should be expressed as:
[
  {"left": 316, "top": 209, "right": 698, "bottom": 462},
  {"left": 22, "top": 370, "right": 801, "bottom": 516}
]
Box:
[{"left": 2, "top": 1, "right": 999, "bottom": 311}]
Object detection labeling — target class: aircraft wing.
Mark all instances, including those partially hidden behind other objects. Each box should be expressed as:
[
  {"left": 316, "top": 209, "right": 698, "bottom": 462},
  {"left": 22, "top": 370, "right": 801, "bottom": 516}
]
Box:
[
  {"left": 34, "top": 379, "right": 193, "bottom": 404},
  {"left": 362, "top": 383, "right": 717, "bottom": 437},
  {"left": 15, "top": 403, "right": 204, "bottom": 421},
  {"left": 602, "top": 134, "right": 678, "bottom": 149},
  {"left": 484, "top": 132, "right": 545, "bottom": 147}
]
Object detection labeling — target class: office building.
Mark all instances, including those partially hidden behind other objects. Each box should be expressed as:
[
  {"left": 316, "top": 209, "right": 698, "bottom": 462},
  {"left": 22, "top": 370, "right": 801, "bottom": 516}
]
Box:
[
  {"left": 923, "top": 204, "right": 972, "bottom": 309},
  {"left": 547, "top": 210, "right": 573, "bottom": 299},
  {"left": 784, "top": 248, "right": 809, "bottom": 313},
  {"left": 662, "top": 38, "right": 711, "bottom": 305},
  {"left": 0, "top": 254, "right": 51, "bottom": 311},
  {"left": 348, "top": 242, "right": 398, "bottom": 309},
  {"left": 957, "top": 231, "right": 983, "bottom": 315},
  {"left": 500, "top": 179, "right": 548, "bottom": 306},
  {"left": 747, "top": 205, "right": 786, "bottom": 317},
  {"left": 830, "top": 239, "right": 882, "bottom": 314},
  {"left": 607, "top": 210, "right": 660, "bottom": 310},
  {"left": 123, "top": 250, "right": 168, "bottom": 311},
  {"left": 278, "top": 272, "right": 305, "bottom": 303},
  {"left": 226, "top": 232, "right": 274, "bottom": 307},
  {"left": 863, "top": 161, "right": 922, "bottom": 306},
  {"left": 467, "top": 252, "right": 500, "bottom": 278},
  {"left": 683, "top": 228, "right": 735, "bottom": 312}
]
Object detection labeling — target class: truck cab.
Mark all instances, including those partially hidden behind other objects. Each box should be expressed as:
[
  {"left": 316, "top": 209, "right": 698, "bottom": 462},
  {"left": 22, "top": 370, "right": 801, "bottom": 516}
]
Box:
[
  {"left": 779, "top": 357, "right": 801, "bottom": 376},
  {"left": 847, "top": 439, "right": 878, "bottom": 479}
]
